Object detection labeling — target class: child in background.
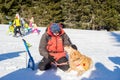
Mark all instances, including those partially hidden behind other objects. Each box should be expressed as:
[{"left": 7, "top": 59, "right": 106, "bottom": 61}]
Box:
[
  {"left": 7, "top": 21, "right": 14, "bottom": 35},
  {"left": 29, "top": 17, "right": 34, "bottom": 28},
  {"left": 32, "top": 23, "right": 40, "bottom": 35}
]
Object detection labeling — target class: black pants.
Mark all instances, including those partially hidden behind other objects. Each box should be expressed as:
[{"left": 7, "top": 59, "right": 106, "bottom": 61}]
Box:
[
  {"left": 14, "top": 26, "right": 22, "bottom": 36},
  {"left": 38, "top": 57, "right": 69, "bottom": 71}
]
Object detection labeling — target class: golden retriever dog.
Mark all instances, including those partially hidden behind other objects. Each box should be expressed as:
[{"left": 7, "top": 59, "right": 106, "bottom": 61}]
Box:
[{"left": 64, "top": 46, "right": 93, "bottom": 76}]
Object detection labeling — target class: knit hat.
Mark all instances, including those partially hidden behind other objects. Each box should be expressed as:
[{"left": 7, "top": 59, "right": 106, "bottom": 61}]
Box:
[{"left": 50, "top": 23, "right": 60, "bottom": 33}]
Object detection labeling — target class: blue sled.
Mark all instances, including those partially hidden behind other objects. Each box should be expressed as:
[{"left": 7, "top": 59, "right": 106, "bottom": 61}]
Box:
[{"left": 22, "top": 39, "right": 35, "bottom": 70}]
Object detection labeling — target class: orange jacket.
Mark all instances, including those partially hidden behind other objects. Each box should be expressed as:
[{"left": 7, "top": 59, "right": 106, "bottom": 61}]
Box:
[{"left": 46, "top": 24, "right": 66, "bottom": 61}]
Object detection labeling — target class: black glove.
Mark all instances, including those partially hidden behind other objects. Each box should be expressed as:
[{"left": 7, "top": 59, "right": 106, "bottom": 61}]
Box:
[
  {"left": 48, "top": 55, "right": 55, "bottom": 62},
  {"left": 71, "top": 44, "right": 77, "bottom": 50}
]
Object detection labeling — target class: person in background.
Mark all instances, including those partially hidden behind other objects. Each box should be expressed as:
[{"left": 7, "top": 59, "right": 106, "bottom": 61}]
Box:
[
  {"left": 29, "top": 16, "right": 34, "bottom": 28},
  {"left": 32, "top": 23, "right": 40, "bottom": 35},
  {"left": 20, "top": 17, "right": 25, "bottom": 28},
  {"left": 7, "top": 21, "right": 14, "bottom": 35},
  {"left": 15, "top": 13, "right": 20, "bottom": 19},
  {"left": 13, "top": 16, "right": 22, "bottom": 37},
  {"left": 38, "top": 23, "right": 73, "bottom": 71}
]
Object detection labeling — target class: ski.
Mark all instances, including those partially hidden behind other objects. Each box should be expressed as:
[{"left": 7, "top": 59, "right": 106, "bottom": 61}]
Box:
[{"left": 22, "top": 39, "right": 35, "bottom": 70}]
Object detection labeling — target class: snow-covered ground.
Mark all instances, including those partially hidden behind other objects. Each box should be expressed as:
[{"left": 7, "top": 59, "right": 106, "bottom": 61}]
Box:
[{"left": 0, "top": 24, "right": 120, "bottom": 80}]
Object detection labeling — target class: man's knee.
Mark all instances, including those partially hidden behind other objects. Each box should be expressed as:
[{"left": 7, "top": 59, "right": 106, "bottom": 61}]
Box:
[
  {"left": 38, "top": 62, "right": 51, "bottom": 71},
  {"left": 57, "top": 57, "right": 70, "bottom": 71},
  {"left": 38, "top": 62, "right": 46, "bottom": 70},
  {"left": 58, "top": 64, "right": 69, "bottom": 71},
  {"left": 38, "top": 58, "right": 51, "bottom": 71}
]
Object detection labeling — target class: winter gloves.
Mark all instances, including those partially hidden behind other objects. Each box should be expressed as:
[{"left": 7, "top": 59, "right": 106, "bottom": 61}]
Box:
[{"left": 71, "top": 44, "right": 78, "bottom": 50}]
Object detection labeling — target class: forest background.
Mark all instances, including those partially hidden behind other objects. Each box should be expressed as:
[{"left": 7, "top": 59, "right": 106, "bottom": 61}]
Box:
[{"left": 0, "top": 0, "right": 120, "bottom": 31}]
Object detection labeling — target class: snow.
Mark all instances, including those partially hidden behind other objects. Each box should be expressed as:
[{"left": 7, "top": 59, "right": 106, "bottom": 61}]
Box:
[{"left": 0, "top": 24, "right": 120, "bottom": 80}]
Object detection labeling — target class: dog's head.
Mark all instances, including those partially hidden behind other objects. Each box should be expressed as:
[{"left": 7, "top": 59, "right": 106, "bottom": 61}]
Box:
[
  {"left": 64, "top": 46, "right": 83, "bottom": 61},
  {"left": 70, "top": 50, "right": 83, "bottom": 61},
  {"left": 64, "top": 46, "right": 75, "bottom": 54}
]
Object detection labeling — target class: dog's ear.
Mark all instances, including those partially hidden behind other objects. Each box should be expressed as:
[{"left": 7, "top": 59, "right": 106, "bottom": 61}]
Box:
[
  {"left": 72, "top": 51, "right": 77, "bottom": 56},
  {"left": 75, "top": 50, "right": 81, "bottom": 55},
  {"left": 77, "top": 51, "right": 82, "bottom": 55}
]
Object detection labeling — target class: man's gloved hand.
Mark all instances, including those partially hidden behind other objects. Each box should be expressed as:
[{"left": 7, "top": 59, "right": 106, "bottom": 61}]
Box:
[{"left": 71, "top": 44, "right": 77, "bottom": 50}]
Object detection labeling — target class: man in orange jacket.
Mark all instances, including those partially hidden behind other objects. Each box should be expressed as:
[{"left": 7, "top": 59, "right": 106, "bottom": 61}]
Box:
[{"left": 38, "top": 23, "right": 74, "bottom": 71}]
